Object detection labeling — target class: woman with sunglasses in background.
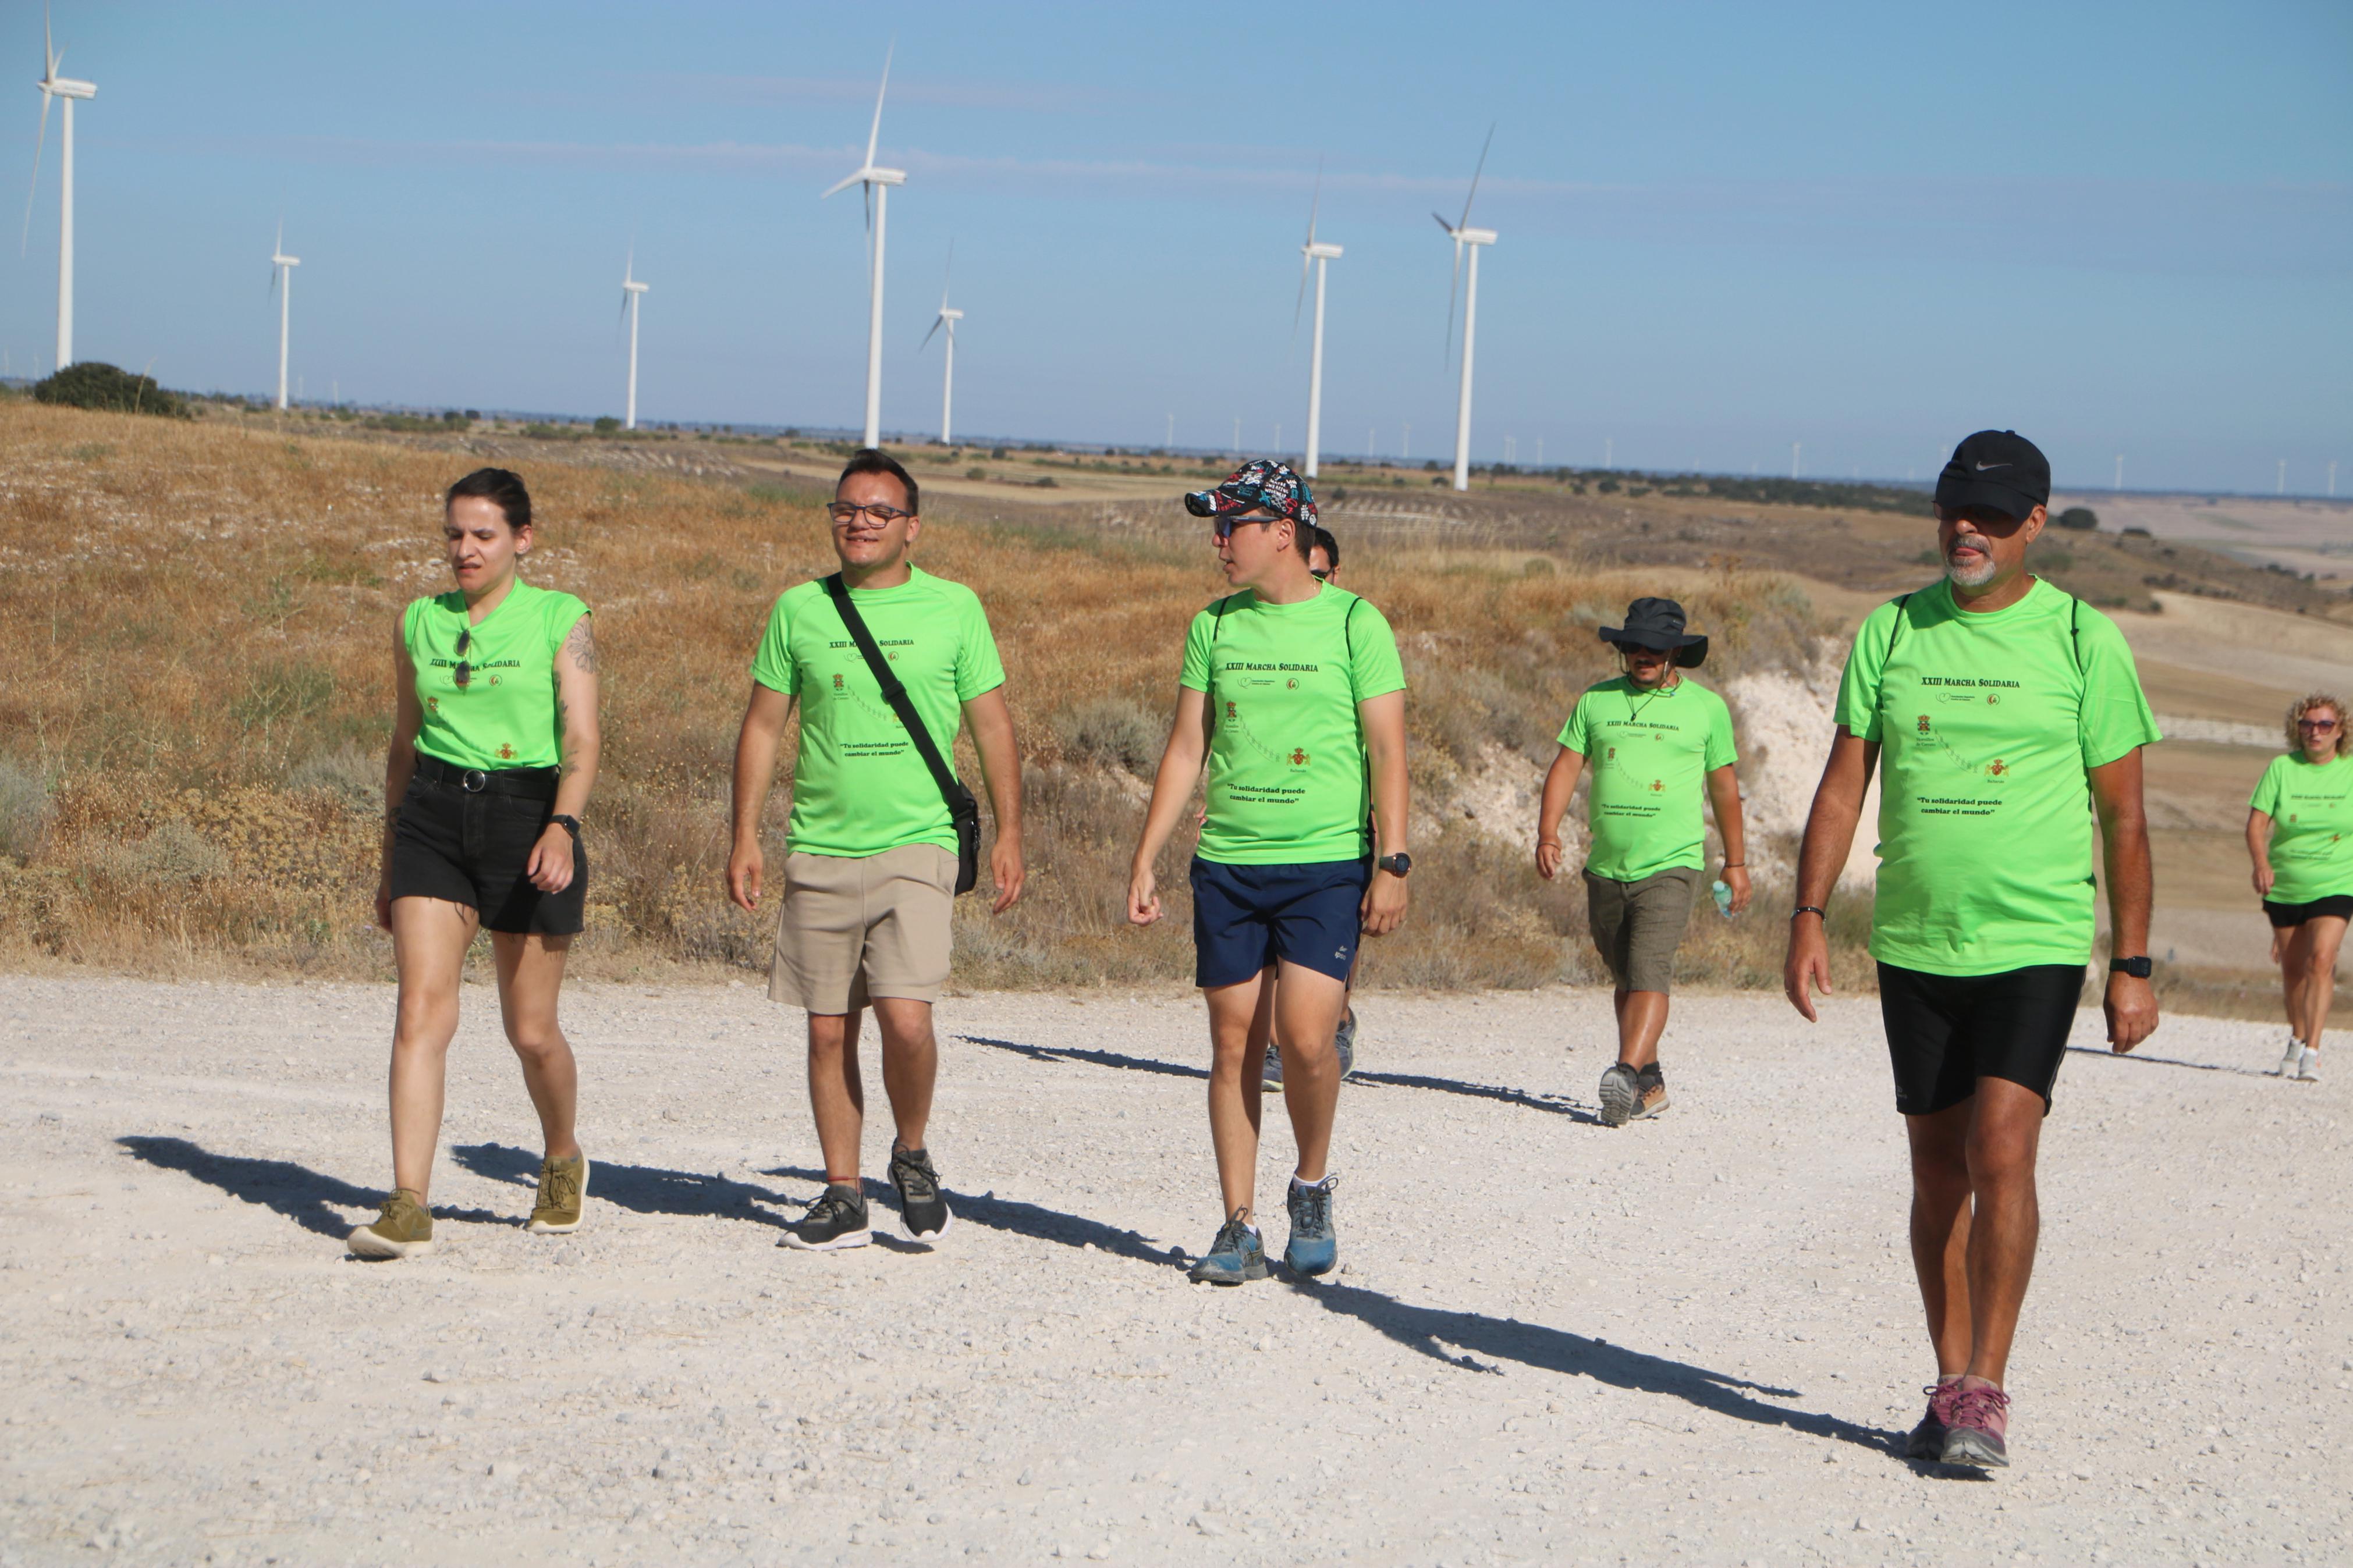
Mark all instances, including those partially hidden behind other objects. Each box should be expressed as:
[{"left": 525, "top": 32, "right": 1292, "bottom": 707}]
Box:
[
  {"left": 2247, "top": 692, "right": 2352, "bottom": 1083},
  {"left": 349, "top": 467, "right": 602, "bottom": 1258}
]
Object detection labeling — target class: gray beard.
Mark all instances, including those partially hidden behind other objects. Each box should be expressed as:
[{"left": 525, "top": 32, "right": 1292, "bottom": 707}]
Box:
[{"left": 1946, "top": 551, "right": 1998, "bottom": 589}]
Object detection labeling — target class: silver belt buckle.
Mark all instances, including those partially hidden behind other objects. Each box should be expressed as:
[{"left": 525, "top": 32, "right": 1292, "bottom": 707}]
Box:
[{"left": 461, "top": 769, "right": 489, "bottom": 793}]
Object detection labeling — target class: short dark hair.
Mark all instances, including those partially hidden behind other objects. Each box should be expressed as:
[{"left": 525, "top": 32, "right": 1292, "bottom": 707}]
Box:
[
  {"left": 445, "top": 467, "right": 533, "bottom": 532},
  {"left": 1308, "top": 525, "right": 1340, "bottom": 570},
  {"left": 837, "top": 447, "right": 918, "bottom": 515}
]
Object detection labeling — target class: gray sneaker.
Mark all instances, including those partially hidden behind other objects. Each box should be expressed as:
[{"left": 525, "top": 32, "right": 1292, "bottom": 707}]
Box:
[
  {"left": 1334, "top": 1007, "right": 1358, "bottom": 1082},
  {"left": 2295, "top": 1046, "right": 2320, "bottom": 1083},
  {"left": 1598, "top": 1063, "right": 1641, "bottom": 1127},
  {"left": 2277, "top": 1037, "right": 2305, "bottom": 1078},
  {"left": 1187, "top": 1213, "right": 1268, "bottom": 1285},
  {"left": 1283, "top": 1175, "right": 1338, "bottom": 1277}
]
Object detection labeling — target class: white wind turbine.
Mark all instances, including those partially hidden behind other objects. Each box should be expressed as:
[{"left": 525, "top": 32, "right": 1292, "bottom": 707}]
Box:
[
  {"left": 619, "top": 250, "right": 650, "bottom": 429},
  {"left": 269, "top": 222, "right": 300, "bottom": 410},
  {"left": 1293, "top": 161, "right": 1341, "bottom": 480},
  {"left": 24, "top": 2, "right": 95, "bottom": 371},
  {"left": 823, "top": 43, "right": 904, "bottom": 450},
  {"left": 920, "top": 241, "right": 962, "bottom": 445},
  {"left": 1434, "top": 126, "right": 1497, "bottom": 493}
]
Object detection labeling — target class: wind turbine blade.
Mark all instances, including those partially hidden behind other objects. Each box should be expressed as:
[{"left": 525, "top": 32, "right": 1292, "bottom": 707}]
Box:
[
  {"left": 21, "top": 90, "right": 51, "bottom": 258},
  {"left": 939, "top": 237, "right": 954, "bottom": 311},
  {"left": 820, "top": 170, "right": 863, "bottom": 199},
  {"left": 275, "top": 218, "right": 283, "bottom": 254},
  {"left": 921, "top": 314, "right": 943, "bottom": 351},
  {"left": 1305, "top": 155, "right": 1322, "bottom": 248},
  {"left": 1444, "top": 237, "right": 1463, "bottom": 367},
  {"left": 864, "top": 40, "right": 893, "bottom": 173},
  {"left": 862, "top": 182, "right": 875, "bottom": 298},
  {"left": 1459, "top": 122, "right": 1495, "bottom": 229},
  {"left": 1292, "top": 248, "right": 1309, "bottom": 340},
  {"left": 44, "top": 0, "right": 55, "bottom": 78}
]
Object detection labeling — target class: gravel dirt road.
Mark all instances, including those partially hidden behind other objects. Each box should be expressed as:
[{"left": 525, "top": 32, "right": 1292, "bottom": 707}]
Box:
[{"left": 2, "top": 974, "right": 2347, "bottom": 1566}]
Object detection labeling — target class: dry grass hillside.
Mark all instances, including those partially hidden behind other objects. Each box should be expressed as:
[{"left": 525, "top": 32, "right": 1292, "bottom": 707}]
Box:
[{"left": 0, "top": 401, "right": 1864, "bottom": 997}]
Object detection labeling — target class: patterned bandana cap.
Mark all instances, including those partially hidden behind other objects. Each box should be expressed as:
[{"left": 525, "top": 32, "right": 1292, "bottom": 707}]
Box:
[{"left": 1183, "top": 458, "right": 1320, "bottom": 529}]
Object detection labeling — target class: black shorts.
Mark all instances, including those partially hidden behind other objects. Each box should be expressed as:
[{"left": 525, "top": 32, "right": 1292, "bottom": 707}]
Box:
[
  {"left": 1876, "top": 962, "right": 2086, "bottom": 1117},
  {"left": 387, "top": 768, "right": 586, "bottom": 936},
  {"left": 2263, "top": 895, "right": 2353, "bottom": 928}
]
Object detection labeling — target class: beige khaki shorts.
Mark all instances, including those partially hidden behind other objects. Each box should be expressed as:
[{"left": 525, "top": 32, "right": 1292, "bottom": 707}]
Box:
[
  {"left": 1583, "top": 865, "right": 1700, "bottom": 994},
  {"left": 768, "top": 843, "right": 957, "bottom": 1014}
]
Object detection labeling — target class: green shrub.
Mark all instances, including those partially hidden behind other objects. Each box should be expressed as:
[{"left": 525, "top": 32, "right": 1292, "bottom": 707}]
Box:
[
  {"left": 1052, "top": 697, "right": 1163, "bottom": 777},
  {"left": 33, "top": 362, "right": 187, "bottom": 417},
  {"left": 2056, "top": 506, "right": 2099, "bottom": 531},
  {"left": 594, "top": 416, "right": 621, "bottom": 434}
]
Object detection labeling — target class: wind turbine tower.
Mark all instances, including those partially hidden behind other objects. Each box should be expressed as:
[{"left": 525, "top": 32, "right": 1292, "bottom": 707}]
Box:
[
  {"left": 1294, "top": 165, "right": 1342, "bottom": 479},
  {"left": 921, "top": 246, "right": 962, "bottom": 445},
  {"left": 269, "top": 223, "right": 300, "bottom": 410},
  {"left": 824, "top": 44, "right": 905, "bottom": 450},
  {"left": 1435, "top": 127, "right": 1497, "bottom": 492},
  {"left": 26, "top": 3, "right": 95, "bottom": 370},
  {"left": 620, "top": 253, "right": 650, "bottom": 430}
]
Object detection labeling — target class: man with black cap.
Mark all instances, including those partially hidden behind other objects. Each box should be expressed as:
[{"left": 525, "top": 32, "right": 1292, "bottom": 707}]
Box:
[
  {"left": 1128, "top": 460, "right": 1409, "bottom": 1286},
  {"left": 1536, "top": 598, "right": 1750, "bottom": 1125},
  {"left": 1783, "top": 429, "right": 2160, "bottom": 1470}
]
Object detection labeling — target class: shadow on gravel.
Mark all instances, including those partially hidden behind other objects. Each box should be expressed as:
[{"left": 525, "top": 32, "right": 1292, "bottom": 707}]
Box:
[
  {"left": 768, "top": 1163, "right": 1176, "bottom": 1267},
  {"left": 454, "top": 1143, "right": 793, "bottom": 1231},
  {"left": 962, "top": 1033, "right": 1603, "bottom": 1122},
  {"left": 2064, "top": 1046, "right": 2267, "bottom": 1078},
  {"left": 116, "top": 1136, "right": 508, "bottom": 1237},
  {"left": 1287, "top": 1278, "right": 1899, "bottom": 1456}
]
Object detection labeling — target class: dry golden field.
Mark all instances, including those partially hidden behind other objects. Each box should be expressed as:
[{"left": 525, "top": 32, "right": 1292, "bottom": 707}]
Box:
[{"left": 0, "top": 398, "right": 2304, "bottom": 1018}]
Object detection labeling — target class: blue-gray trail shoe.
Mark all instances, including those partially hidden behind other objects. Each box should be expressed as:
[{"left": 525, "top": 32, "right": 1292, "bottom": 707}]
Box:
[
  {"left": 1283, "top": 1174, "right": 1339, "bottom": 1277},
  {"left": 1187, "top": 1213, "right": 1268, "bottom": 1285},
  {"left": 1261, "top": 1044, "right": 1285, "bottom": 1093},
  {"left": 1335, "top": 1007, "right": 1358, "bottom": 1082}
]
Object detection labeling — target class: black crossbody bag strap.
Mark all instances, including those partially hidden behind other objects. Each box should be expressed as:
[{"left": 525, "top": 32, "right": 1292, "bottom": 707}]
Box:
[{"left": 822, "top": 574, "right": 980, "bottom": 895}]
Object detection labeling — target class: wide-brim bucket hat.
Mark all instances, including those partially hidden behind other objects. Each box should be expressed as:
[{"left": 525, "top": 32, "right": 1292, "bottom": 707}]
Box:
[{"left": 1599, "top": 596, "right": 1708, "bottom": 669}]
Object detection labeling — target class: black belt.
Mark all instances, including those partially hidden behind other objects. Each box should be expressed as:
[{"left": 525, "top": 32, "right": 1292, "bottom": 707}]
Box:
[{"left": 413, "top": 754, "right": 559, "bottom": 800}]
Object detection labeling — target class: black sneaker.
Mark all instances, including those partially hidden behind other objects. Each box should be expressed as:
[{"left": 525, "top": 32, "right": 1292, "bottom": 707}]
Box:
[
  {"left": 888, "top": 1145, "right": 953, "bottom": 1242},
  {"left": 1598, "top": 1062, "right": 1641, "bottom": 1126},
  {"left": 782, "top": 1183, "right": 872, "bottom": 1251}
]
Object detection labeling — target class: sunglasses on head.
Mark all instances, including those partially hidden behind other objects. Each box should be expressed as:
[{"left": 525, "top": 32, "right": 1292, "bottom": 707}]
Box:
[
  {"left": 828, "top": 500, "right": 914, "bottom": 525},
  {"left": 1310, "top": 567, "right": 1332, "bottom": 582}
]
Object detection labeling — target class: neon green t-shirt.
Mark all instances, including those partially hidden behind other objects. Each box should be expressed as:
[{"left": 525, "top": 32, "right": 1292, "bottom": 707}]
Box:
[
  {"left": 1833, "top": 578, "right": 2162, "bottom": 976},
  {"left": 1180, "top": 586, "right": 1407, "bottom": 865},
  {"left": 750, "top": 567, "right": 1005, "bottom": 859},
  {"left": 1557, "top": 675, "right": 1738, "bottom": 883},
  {"left": 2250, "top": 751, "right": 2353, "bottom": 904},
  {"left": 404, "top": 580, "right": 589, "bottom": 771}
]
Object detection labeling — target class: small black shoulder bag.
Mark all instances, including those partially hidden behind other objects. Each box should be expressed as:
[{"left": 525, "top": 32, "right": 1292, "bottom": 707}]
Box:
[{"left": 822, "top": 574, "right": 980, "bottom": 894}]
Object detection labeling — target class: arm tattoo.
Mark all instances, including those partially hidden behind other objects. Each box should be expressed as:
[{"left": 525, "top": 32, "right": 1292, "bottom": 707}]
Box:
[{"left": 562, "top": 616, "right": 598, "bottom": 675}]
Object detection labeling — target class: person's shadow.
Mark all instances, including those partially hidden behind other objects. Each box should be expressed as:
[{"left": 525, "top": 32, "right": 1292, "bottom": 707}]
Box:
[
  {"left": 116, "top": 1136, "right": 510, "bottom": 1236},
  {"left": 958, "top": 1034, "right": 1604, "bottom": 1124},
  {"left": 451, "top": 1143, "right": 797, "bottom": 1232}
]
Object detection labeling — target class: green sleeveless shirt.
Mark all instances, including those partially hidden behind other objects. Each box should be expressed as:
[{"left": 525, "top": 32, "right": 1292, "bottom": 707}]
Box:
[{"left": 403, "top": 579, "right": 589, "bottom": 770}]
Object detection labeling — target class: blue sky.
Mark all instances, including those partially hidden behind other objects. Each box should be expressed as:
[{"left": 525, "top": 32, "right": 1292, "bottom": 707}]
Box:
[{"left": 7, "top": 1, "right": 2347, "bottom": 493}]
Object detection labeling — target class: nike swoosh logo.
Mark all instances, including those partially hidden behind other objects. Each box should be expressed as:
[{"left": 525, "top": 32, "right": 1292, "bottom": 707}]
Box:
[{"left": 1974, "top": 461, "right": 2009, "bottom": 471}]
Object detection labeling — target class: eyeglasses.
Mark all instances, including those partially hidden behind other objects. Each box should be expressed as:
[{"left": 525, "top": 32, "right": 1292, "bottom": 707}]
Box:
[
  {"left": 2298, "top": 717, "right": 2340, "bottom": 731},
  {"left": 1212, "top": 515, "right": 1280, "bottom": 541},
  {"left": 828, "top": 501, "right": 915, "bottom": 525},
  {"left": 1310, "top": 567, "right": 1332, "bottom": 582},
  {"left": 453, "top": 627, "right": 473, "bottom": 688}
]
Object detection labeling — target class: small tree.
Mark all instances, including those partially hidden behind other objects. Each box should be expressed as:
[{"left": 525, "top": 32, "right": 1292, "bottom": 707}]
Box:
[
  {"left": 594, "top": 416, "right": 621, "bottom": 435},
  {"left": 2055, "top": 506, "right": 2099, "bottom": 532},
  {"left": 32, "top": 362, "right": 186, "bottom": 417}
]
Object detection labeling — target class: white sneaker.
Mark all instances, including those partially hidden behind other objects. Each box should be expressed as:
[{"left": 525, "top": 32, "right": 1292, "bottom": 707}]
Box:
[
  {"left": 2294, "top": 1047, "right": 2320, "bottom": 1082},
  {"left": 2277, "top": 1037, "right": 2306, "bottom": 1077}
]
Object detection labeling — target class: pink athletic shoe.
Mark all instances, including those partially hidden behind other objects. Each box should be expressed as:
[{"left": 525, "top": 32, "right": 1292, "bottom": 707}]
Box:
[
  {"left": 1940, "top": 1382, "right": 2011, "bottom": 1468},
  {"left": 1905, "top": 1378, "right": 1961, "bottom": 1459}
]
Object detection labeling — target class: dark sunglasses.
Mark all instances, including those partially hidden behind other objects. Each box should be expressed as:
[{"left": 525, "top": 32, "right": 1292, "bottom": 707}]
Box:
[
  {"left": 1212, "top": 514, "right": 1280, "bottom": 541},
  {"left": 1310, "top": 567, "right": 1332, "bottom": 582},
  {"left": 453, "top": 627, "right": 474, "bottom": 688},
  {"left": 2298, "top": 717, "right": 2339, "bottom": 731},
  {"left": 828, "top": 501, "right": 915, "bottom": 525}
]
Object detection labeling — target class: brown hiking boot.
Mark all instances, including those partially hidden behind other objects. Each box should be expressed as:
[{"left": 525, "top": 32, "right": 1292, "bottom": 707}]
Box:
[
  {"left": 1631, "top": 1063, "right": 1670, "bottom": 1119},
  {"left": 527, "top": 1153, "right": 589, "bottom": 1235},
  {"left": 349, "top": 1189, "right": 435, "bottom": 1259}
]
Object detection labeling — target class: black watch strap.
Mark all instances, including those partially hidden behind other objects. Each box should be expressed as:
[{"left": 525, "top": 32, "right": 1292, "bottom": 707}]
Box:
[
  {"left": 1377, "top": 852, "right": 1411, "bottom": 877},
  {"left": 550, "top": 814, "right": 581, "bottom": 840},
  {"left": 2110, "top": 955, "right": 2151, "bottom": 979}
]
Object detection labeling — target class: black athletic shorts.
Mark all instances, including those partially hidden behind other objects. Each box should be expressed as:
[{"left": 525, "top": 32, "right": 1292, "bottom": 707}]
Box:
[
  {"left": 1876, "top": 961, "right": 2086, "bottom": 1117},
  {"left": 2263, "top": 894, "right": 2353, "bottom": 928},
  {"left": 387, "top": 767, "right": 585, "bottom": 936}
]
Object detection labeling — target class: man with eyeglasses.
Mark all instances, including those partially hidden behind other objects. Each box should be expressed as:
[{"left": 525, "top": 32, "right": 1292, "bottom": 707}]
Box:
[
  {"left": 1536, "top": 597, "right": 1749, "bottom": 1126},
  {"left": 1128, "top": 460, "right": 1409, "bottom": 1285},
  {"left": 1783, "top": 429, "right": 2160, "bottom": 1470},
  {"left": 729, "top": 448, "right": 1025, "bottom": 1253}
]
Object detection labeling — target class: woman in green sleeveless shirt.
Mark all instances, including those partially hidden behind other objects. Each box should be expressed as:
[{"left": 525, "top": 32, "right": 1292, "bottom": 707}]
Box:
[{"left": 348, "top": 468, "right": 602, "bottom": 1258}]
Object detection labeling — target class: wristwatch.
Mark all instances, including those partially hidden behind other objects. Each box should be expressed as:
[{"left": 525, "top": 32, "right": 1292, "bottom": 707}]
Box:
[
  {"left": 550, "top": 814, "right": 582, "bottom": 840},
  {"left": 1376, "top": 852, "right": 1412, "bottom": 877},
  {"left": 2109, "top": 955, "right": 2152, "bottom": 979}
]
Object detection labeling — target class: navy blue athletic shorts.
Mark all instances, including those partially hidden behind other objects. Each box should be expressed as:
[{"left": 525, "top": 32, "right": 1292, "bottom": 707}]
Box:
[
  {"left": 1876, "top": 962, "right": 2086, "bottom": 1117},
  {"left": 1188, "top": 857, "right": 1368, "bottom": 990}
]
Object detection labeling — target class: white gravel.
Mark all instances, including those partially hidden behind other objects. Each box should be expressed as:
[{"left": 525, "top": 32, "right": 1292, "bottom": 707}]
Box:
[{"left": 2, "top": 973, "right": 2347, "bottom": 1566}]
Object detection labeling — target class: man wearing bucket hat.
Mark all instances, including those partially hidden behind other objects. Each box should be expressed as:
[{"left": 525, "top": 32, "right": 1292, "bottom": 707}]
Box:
[
  {"left": 1536, "top": 598, "right": 1750, "bottom": 1125},
  {"left": 1783, "top": 429, "right": 2160, "bottom": 1470},
  {"left": 1128, "top": 460, "right": 1410, "bottom": 1286}
]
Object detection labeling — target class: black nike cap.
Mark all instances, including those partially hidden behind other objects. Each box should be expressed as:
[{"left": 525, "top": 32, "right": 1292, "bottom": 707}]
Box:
[{"left": 1934, "top": 430, "right": 2050, "bottom": 520}]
